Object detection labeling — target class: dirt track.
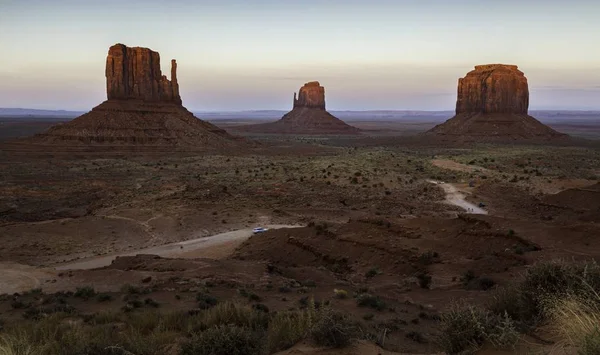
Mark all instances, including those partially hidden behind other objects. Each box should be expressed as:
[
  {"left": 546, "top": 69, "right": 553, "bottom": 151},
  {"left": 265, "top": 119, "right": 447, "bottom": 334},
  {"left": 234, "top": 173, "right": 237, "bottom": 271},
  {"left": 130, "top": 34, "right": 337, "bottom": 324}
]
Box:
[
  {"left": 55, "top": 224, "right": 300, "bottom": 270},
  {"left": 0, "top": 262, "right": 56, "bottom": 294},
  {"left": 428, "top": 180, "right": 487, "bottom": 214}
]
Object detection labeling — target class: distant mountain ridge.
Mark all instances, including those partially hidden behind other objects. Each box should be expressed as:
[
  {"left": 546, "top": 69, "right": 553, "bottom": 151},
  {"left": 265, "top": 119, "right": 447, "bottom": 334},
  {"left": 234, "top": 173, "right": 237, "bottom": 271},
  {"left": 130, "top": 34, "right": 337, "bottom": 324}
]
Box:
[
  {"left": 0, "top": 108, "right": 84, "bottom": 117},
  {"left": 1, "top": 108, "right": 599, "bottom": 122}
]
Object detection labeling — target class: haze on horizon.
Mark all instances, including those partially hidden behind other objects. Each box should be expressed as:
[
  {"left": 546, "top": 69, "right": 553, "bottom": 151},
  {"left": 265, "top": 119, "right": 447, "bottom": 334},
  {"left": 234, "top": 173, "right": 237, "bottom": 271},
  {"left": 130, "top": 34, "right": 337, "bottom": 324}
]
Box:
[{"left": 1, "top": 0, "right": 599, "bottom": 112}]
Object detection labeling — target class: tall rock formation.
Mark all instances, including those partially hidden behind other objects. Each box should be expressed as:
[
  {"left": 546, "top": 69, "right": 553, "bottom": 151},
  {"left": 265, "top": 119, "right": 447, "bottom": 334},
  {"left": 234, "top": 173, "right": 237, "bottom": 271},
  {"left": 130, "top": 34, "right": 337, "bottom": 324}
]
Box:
[
  {"left": 28, "top": 44, "right": 235, "bottom": 149},
  {"left": 237, "top": 81, "right": 359, "bottom": 134},
  {"left": 105, "top": 44, "right": 181, "bottom": 104},
  {"left": 293, "top": 81, "right": 326, "bottom": 109},
  {"left": 455, "top": 64, "right": 528, "bottom": 114},
  {"left": 427, "top": 64, "right": 566, "bottom": 141}
]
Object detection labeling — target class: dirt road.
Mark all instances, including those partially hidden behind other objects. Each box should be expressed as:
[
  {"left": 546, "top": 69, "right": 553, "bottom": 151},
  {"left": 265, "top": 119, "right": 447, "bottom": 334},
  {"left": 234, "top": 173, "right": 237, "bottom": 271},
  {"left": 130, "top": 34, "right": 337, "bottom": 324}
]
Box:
[
  {"left": 428, "top": 180, "right": 488, "bottom": 215},
  {"left": 55, "top": 224, "right": 301, "bottom": 270},
  {"left": 0, "top": 262, "right": 56, "bottom": 294},
  {"left": 0, "top": 225, "right": 301, "bottom": 293}
]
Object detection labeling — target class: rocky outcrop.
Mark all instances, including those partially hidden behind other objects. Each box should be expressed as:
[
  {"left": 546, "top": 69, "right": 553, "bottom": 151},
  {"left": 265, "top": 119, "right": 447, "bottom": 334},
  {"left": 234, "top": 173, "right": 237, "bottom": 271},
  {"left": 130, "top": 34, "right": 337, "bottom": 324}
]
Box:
[
  {"left": 293, "top": 81, "right": 326, "bottom": 109},
  {"left": 456, "top": 64, "right": 528, "bottom": 114},
  {"left": 236, "top": 81, "right": 359, "bottom": 135},
  {"left": 426, "top": 64, "right": 567, "bottom": 142},
  {"left": 27, "top": 43, "right": 236, "bottom": 149},
  {"left": 106, "top": 44, "right": 181, "bottom": 104}
]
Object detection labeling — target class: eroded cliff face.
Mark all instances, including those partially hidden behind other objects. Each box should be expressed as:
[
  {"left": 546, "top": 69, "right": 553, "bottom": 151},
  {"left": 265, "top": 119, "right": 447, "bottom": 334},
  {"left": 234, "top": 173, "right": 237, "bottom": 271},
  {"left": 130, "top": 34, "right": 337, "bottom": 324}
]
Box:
[
  {"left": 455, "top": 64, "right": 529, "bottom": 115},
  {"left": 105, "top": 44, "right": 181, "bottom": 104},
  {"left": 293, "top": 81, "right": 326, "bottom": 109}
]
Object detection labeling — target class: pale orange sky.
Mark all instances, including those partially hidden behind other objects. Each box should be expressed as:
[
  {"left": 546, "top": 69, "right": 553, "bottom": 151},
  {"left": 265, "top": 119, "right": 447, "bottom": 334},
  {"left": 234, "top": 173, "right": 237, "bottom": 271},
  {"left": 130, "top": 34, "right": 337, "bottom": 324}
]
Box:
[{"left": 1, "top": 0, "right": 599, "bottom": 110}]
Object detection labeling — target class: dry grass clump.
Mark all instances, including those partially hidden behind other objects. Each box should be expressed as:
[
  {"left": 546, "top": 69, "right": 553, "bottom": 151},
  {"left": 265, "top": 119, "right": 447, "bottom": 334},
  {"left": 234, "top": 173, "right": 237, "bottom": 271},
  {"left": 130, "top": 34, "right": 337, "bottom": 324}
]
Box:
[{"left": 0, "top": 300, "right": 358, "bottom": 355}]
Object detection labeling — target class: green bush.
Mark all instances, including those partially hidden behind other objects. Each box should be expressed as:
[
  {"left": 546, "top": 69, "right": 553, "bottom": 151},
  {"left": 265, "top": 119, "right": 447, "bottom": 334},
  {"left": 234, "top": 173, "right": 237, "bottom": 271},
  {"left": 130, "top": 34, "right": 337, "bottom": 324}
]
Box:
[{"left": 180, "top": 325, "right": 264, "bottom": 355}]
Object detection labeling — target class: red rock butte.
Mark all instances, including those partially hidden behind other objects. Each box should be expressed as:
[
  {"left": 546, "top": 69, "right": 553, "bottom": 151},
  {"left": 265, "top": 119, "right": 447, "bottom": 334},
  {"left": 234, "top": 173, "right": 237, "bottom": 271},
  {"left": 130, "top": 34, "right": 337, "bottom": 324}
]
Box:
[
  {"left": 427, "top": 64, "right": 567, "bottom": 141},
  {"left": 27, "top": 43, "right": 235, "bottom": 149},
  {"left": 105, "top": 44, "right": 182, "bottom": 104},
  {"left": 238, "top": 81, "right": 359, "bottom": 135}
]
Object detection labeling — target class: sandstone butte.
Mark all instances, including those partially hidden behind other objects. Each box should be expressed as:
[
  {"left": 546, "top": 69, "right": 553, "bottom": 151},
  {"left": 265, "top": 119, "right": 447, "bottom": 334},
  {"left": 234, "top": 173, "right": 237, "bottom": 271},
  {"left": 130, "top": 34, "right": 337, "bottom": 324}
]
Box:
[
  {"left": 238, "top": 81, "right": 359, "bottom": 134},
  {"left": 29, "top": 43, "right": 234, "bottom": 148},
  {"left": 427, "top": 64, "right": 567, "bottom": 141}
]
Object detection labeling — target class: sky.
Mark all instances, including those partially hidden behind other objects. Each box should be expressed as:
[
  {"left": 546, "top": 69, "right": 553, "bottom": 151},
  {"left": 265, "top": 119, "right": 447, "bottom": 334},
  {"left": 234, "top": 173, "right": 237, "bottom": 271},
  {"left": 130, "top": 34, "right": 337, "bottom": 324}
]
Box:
[{"left": 0, "top": 0, "right": 599, "bottom": 111}]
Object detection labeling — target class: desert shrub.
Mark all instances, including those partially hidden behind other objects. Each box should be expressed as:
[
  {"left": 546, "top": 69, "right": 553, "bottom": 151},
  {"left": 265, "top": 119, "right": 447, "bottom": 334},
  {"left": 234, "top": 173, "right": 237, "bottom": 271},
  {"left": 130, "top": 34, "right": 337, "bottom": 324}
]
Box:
[
  {"left": 365, "top": 268, "right": 381, "bottom": 278},
  {"left": 121, "top": 284, "right": 151, "bottom": 295},
  {"left": 144, "top": 298, "right": 159, "bottom": 308},
  {"left": 23, "top": 304, "right": 76, "bottom": 320},
  {"left": 461, "top": 270, "right": 477, "bottom": 285},
  {"left": 267, "top": 309, "right": 314, "bottom": 352},
  {"left": 406, "top": 330, "right": 427, "bottom": 343},
  {"left": 74, "top": 286, "right": 96, "bottom": 300},
  {"left": 362, "top": 313, "right": 374, "bottom": 321},
  {"left": 465, "top": 276, "right": 496, "bottom": 291},
  {"left": 438, "top": 304, "right": 489, "bottom": 354},
  {"left": 310, "top": 309, "right": 356, "bottom": 348},
  {"left": 10, "top": 300, "right": 29, "bottom": 309},
  {"left": 96, "top": 294, "right": 112, "bottom": 302},
  {"left": 196, "top": 293, "right": 218, "bottom": 310},
  {"left": 302, "top": 280, "right": 317, "bottom": 288},
  {"left": 238, "top": 289, "right": 261, "bottom": 302},
  {"left": 252, "top": 304, "right": 269, "bottom": 313},
  {"left": 485, "top": 312, "right": 520, "bottom": 350},
  {"left": 438, "top": 304, "right": 520, "bottom": 354},
  {"left": 333, "top": 289, "right": 348, "bottom": 299},
  {"left": 202, "top": 302, "right": 268, "bottom": 331},
  {"left": 0, "top": 333, "right": 42, "bottom": 355},
  {"left": 180, "top": 325, "right": 264, "bottom": 355},
  {"left": 547, "top": 293, "right": 600, "bottom": 355},
  {"left": 418, "top": 251, "right": 439, "bottom": 265},
  {"left": 488, "top": 284, "right": 536, "bottom": 327},
  {"left": 278, "top": 286, "right": 292, "bottom": 293},
  {"left": 356, "top": 294, "right": 386, "bottom": 311},
  {"left": 417, "top": 272, "right": 432, "bottom": 289},
  {"left": 522, "top": 260, "right": 600, "bottom": 300}
]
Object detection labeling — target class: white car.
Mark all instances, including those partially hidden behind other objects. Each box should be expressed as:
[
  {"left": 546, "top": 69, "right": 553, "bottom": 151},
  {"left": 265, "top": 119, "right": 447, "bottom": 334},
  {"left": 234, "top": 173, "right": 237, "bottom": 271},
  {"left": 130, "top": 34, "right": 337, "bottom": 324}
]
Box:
[{"left": 253, "top": 227, "right": 269, "bottom": 234}]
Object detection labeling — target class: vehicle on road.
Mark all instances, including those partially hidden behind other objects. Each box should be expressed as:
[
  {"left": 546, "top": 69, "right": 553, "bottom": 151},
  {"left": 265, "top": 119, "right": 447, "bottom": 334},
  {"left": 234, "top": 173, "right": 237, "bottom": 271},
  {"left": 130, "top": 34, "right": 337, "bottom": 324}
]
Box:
[{"left": 253, "top": 227, "right": 269, "bottom": 234}]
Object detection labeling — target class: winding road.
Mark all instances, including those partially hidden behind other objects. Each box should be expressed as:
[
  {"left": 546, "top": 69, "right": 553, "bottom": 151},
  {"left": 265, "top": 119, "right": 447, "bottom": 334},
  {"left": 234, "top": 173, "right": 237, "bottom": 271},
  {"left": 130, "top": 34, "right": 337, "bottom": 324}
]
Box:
[{"left": 427, "top": 180, "right": 488, "bottom": 215}]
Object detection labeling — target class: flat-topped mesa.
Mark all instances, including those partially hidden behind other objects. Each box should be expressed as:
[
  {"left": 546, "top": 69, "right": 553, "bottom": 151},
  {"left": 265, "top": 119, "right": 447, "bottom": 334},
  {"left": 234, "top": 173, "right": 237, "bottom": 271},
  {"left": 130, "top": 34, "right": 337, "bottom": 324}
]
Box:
[
  {"left": 106, "top": 43, "right": 182, "bottom": 104},
  {"left": 293, "top": 81, "right": 326, "bottom": 109},
  {"left": 456, "top": 64, "right": 528, "bottom": 115}
]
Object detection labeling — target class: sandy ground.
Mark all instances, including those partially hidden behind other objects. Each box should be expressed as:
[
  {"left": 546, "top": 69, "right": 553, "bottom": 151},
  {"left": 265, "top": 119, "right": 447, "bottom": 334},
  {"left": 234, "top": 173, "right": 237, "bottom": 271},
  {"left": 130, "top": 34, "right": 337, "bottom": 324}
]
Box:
[
  {"left": 0, "top": 262, "right": 56, "bottom": 294},
  {"left": 427, "top": 180, "right": 487, "bottom": 215}
]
